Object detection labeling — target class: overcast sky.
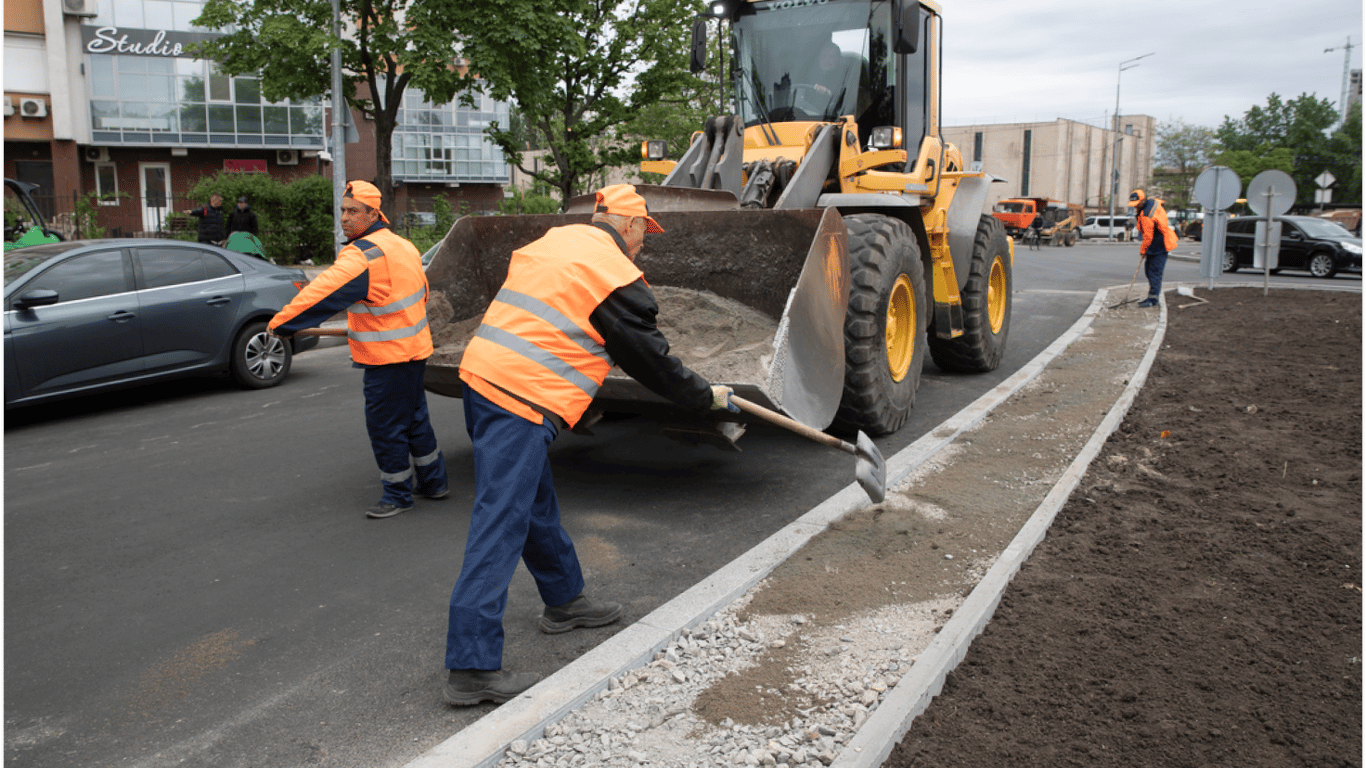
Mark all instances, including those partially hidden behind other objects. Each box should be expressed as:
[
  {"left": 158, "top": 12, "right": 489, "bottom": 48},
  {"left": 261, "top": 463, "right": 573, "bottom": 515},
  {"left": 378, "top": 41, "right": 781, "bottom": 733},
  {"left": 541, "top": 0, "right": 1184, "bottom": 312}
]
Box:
[{"left": 939, "top": 0, "right": 1363, "bottom": 130}]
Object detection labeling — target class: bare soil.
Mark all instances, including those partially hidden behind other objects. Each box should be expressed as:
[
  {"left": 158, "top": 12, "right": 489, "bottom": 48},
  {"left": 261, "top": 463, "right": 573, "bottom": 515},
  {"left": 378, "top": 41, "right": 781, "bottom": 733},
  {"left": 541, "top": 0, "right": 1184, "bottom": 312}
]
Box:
[{"left": 886, "top": 288, "right": 1362, "bottom": 767}]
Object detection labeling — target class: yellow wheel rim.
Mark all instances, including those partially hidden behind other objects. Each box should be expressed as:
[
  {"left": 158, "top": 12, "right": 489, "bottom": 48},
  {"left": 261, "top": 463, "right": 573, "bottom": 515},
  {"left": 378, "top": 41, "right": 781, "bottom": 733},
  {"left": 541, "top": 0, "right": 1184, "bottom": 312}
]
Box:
[
  {"left": 886, "top": 274, "right": 915, "bottom": 382},
  {"left": 987, "top": 256, "right": 1007, "bottom": 334}
]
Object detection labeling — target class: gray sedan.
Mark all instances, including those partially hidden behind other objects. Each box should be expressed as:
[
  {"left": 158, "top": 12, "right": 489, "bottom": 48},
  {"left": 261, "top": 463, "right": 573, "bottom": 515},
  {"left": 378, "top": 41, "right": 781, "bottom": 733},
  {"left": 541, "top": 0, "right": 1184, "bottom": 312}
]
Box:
[{"left": 4, "top": 239, "right": 319, "bottom": 408}]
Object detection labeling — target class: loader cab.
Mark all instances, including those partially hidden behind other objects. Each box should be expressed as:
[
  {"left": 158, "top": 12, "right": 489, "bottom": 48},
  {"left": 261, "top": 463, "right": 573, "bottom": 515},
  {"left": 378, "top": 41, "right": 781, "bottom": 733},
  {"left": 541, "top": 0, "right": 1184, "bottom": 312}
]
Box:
[{"left": 718, "top": 0, "right": 936, "bottom": 157}]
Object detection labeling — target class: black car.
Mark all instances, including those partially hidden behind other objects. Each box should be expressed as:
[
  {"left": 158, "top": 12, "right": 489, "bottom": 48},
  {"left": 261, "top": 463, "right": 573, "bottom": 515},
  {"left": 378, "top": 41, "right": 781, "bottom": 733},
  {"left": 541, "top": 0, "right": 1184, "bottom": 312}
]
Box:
[
  {"left": 1222, "top": 215, "right": 1362, "bottom": 278},
  {"left": 4, "top": 239, "right": 319, "bottom": 408}
]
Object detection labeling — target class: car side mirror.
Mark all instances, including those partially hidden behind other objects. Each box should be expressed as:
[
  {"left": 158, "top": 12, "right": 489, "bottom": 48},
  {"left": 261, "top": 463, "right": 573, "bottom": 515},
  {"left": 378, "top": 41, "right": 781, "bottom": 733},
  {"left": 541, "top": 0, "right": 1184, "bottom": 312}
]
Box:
[
  {"left": 689, "top": 17, "right": 708, "bottom": 74},
  {"left": 14, "top": 288, "right": 59, "bottom": 309}
]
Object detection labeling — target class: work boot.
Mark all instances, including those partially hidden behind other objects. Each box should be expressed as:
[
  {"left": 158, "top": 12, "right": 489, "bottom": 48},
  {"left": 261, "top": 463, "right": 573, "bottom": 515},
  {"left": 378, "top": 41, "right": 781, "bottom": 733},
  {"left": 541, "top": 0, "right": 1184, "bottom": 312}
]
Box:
[
  {"left": 416, "top": 485, "right": 449, "bottom": 500},
  {"left": 539, "top": 593, "right": 623, "bottom": 634},
  {"left": 365, "top": 501, "right": 413, "bottom": 519},
  {"left": 443, "top": 669, "right": 541, "bottom": 706},
  {"left": 1137, "top": 297, "right": 1159, "bottom": 308}
]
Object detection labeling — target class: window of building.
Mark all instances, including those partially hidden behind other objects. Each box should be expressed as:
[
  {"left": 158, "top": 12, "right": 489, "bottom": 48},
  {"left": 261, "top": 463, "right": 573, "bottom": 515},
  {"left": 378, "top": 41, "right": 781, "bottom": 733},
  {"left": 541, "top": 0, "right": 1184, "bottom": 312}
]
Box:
[
  {"left": 392, "top": 87, "right": 510, "bottom": 184},
  {"left": 95, "top": 164, "right": 119, "bottom": 204}
]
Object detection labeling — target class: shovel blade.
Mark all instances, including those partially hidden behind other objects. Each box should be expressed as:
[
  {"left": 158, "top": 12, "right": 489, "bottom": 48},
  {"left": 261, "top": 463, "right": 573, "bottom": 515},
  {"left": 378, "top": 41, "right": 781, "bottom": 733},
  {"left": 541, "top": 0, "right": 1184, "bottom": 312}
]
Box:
[{"left": 853, "top": 431, "right": 887, "bottom": 503}]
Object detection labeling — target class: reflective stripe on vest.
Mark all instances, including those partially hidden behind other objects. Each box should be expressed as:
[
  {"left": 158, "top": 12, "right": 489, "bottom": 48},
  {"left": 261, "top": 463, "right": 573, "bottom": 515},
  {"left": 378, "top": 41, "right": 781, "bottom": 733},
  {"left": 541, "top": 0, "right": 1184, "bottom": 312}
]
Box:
[
  {"left": 473, "top": 323, "right": 601, "bottom": 397},
  {"left": 348, "top": 285, "right": 428, "bottom": 316},
  {"left": 343, "top": 230, "right": 433, "bottom": 365},
  {"left": 457, "top": 223, "right": 644, "bottom": 427}
]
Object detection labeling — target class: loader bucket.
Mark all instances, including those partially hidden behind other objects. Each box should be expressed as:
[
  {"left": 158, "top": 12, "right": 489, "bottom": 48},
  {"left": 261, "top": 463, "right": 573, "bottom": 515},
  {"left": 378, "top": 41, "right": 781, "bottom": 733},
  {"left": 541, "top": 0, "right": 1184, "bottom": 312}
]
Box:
[{"left": 423, "top": 200, "right": 850, "bottom": 430}]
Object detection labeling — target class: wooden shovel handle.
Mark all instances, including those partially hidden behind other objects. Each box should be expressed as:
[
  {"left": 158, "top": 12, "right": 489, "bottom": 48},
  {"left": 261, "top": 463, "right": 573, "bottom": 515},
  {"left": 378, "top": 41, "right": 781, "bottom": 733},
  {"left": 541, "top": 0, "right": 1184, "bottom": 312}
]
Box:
[
  {"left": 293, "top": 328, "right": 348, "bottom": 337},
  {"left": 729, "top": 395, "right": 852, "bottom": 455}
]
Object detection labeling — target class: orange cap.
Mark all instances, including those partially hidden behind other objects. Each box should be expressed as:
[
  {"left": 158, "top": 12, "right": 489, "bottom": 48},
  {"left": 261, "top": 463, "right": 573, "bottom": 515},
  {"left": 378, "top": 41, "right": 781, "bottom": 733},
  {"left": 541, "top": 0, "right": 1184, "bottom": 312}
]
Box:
[
  {"left": 1127, "top": 189, "right": 1146, "bottom": 207},
  {"left": 595, "top": 184, "right": 664, "bottom": 233},
  {"left": 344, "top": 180, "right": 389, "bottom": 223}
]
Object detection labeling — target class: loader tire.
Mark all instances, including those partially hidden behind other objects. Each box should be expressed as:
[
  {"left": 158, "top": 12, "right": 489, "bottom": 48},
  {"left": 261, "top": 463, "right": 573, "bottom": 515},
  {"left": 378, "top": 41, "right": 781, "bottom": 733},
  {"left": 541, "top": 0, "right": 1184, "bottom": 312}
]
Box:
[
  {"left": 929, "top": 215, "right": 1012, "bottom": 373},
  {"left": 830, "top": 214, "right": 927, "bottom": 437}
]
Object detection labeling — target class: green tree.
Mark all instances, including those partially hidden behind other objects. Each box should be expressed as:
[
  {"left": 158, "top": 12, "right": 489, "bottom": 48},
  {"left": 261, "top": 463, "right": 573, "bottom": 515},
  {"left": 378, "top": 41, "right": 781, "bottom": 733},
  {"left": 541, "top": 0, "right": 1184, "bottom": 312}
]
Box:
[
  {"left": 1148, "top": 120, "right": 1216, "bottom": 210},
  {"left": 1213, "top": 92, "right": 1340, "bottom": 206},
  {"left": 191, "top": 0, "right": 467, "bottom": 222},
  {"left": 1323, "top": 101, "right": 1362, "bottom": 205},
  {"left": 417, "top": 0, "right": 706, "bottom": 205}
]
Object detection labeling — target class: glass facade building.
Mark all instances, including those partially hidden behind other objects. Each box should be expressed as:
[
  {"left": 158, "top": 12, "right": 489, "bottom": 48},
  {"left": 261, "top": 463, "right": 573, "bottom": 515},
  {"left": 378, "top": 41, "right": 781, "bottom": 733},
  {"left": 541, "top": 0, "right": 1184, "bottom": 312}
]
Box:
[
  {"left": 392, "top": 88, "right": 510, "bottom": 185},
  {"left": 82, "top": 1, "right": 324, "bottom": 147},
  {"left": 78, "top": 0, "right": 508, "bottom": 180}
]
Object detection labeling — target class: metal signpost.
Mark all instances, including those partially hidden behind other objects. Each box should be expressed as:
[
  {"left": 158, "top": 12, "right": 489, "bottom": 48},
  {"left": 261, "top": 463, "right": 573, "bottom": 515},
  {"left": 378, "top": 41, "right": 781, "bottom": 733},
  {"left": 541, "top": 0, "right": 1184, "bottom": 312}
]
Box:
[
  {"left": 1193, "top": 165, "right": 1241, "bottom": 289},
  {"left": 1245, "top": 169, "right": 1296, "bottom": 296}
]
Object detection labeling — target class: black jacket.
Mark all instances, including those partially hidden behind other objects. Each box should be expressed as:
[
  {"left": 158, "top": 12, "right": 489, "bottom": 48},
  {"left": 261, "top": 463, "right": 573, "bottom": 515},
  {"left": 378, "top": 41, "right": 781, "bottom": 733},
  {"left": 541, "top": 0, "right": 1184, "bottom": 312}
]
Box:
[
  {"left": 189, "top": 204, "right": 226, "bottom": 243},
  {"left": 585, "top": 222, "right": 712, "bottom": 413},
  {"left": 226, "top": 206, "right": 259, "bottom": 236}
]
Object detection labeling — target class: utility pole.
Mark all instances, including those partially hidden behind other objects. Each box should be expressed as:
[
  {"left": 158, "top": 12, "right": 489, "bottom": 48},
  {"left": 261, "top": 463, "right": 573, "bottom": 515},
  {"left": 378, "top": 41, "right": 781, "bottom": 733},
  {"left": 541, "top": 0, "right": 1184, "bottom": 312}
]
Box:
[
  {"left": 1107, "top": 53, "right": 1154, "bottom": 241},
  {"left": 1324, "top": 36, "right": 1355, "bottom": 129}
]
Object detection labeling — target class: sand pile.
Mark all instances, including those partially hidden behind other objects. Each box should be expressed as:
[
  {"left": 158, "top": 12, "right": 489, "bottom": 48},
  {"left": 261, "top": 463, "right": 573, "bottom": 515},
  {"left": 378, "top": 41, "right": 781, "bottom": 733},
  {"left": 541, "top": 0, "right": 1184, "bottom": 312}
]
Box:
[{"left": 427, "top": 286, "right": 780, "bottom": 384}]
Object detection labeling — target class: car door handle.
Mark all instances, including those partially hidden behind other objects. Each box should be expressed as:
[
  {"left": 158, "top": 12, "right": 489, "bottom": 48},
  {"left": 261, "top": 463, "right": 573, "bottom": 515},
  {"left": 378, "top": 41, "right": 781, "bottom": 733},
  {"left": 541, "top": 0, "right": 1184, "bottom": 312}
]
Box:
[
  {"left": 206, "top": 296, "right": 233, "bottom": 306},
  {"left": 107, "top": 310, "right": 136, "bottom": 323}
]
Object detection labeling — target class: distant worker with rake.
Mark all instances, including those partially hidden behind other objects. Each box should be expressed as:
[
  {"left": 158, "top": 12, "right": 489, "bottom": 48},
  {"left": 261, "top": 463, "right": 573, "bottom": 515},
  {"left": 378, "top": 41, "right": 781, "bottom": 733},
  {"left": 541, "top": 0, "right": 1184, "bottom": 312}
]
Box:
[
  {"left": 1128, "top": 189, "right": 1180, "bottom": 308},
  {"left": 444, "top": 183, "right": 741, "bottom": 707}
]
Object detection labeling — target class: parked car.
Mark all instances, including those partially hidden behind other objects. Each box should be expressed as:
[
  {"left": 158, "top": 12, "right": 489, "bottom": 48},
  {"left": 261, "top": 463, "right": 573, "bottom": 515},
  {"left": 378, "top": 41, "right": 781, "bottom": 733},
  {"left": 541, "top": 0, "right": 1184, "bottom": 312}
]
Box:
[
  {"left": 1078, "top": 216, "right": 1136, "bottom": 240},
  {"left": 1221, "top": 215, "right": 1362, "bottom": 278},
  {"left": 4, "top": 239, "right": 319, "bottom": 408}
]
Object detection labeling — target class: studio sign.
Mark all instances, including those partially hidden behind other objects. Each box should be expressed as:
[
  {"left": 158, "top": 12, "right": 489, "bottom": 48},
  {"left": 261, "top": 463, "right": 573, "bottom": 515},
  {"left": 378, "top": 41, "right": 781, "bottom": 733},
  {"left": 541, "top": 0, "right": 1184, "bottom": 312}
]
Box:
[{"left": 81, "top": 26, "right": 221, "bottom": 58}]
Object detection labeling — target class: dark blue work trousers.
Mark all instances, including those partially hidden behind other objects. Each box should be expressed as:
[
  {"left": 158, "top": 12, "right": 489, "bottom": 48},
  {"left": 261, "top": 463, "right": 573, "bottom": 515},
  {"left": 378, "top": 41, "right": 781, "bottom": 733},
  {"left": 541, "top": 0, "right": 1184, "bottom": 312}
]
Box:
[
  {"left": 362, "top": 360, "right": 447, "bottom": 507},
  {"left": 445, "top": 385, "right": 584, "bottom": 671},
  {"left": 1144, "top": 249, "right": 1169, "bottom": 298}
]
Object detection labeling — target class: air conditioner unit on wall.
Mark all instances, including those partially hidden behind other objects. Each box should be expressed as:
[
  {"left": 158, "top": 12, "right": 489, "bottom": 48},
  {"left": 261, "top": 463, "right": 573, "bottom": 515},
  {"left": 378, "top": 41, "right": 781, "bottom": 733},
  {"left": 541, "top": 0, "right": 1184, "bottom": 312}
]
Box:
[
  {"left": 20, "top": 98, "right": 48, "bottom": 118},
  {"left": 276, "top": 149, "right": 299, "bottom": 166},
  {"left": 3, "top": 97, "right": 11, "bottom": 117},
  {"left": 84, "top": 147, "right": 110, "bottom": 162},
  {"left": 62, "top": 0, "right": 99, "bottom": 16}
]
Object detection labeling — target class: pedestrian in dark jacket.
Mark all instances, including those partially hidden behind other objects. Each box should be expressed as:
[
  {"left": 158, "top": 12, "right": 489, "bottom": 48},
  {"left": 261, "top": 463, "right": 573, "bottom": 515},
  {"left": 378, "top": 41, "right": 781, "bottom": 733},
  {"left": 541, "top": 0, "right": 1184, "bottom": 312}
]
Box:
[
  {"left": 187, "top": 193, "right": 226, "bottom": 244},
  {"left": 227, "top": 196, "right": 260, "bottom": 236}
]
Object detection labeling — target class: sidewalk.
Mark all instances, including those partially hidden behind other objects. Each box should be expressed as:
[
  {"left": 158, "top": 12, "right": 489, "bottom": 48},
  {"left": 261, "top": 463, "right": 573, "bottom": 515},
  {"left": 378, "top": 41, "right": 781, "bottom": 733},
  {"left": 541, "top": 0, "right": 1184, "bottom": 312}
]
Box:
[{"left": 403, "top": 283, "right": 1168, "bottom": 768}]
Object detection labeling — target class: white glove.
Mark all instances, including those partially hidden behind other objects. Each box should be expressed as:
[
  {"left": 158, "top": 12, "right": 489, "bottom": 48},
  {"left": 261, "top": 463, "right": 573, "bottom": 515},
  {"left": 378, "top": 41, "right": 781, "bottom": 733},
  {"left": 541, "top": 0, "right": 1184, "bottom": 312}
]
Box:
[{"left": 710, "top": 385, "right": 740, "bottom": 413}]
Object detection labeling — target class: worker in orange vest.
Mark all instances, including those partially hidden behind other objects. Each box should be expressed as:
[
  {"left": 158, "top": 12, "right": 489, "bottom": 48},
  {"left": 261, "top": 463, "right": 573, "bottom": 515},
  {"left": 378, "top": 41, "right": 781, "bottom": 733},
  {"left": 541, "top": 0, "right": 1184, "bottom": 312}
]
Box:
[
  {"left": 268, "top": 181, "right": 449, "bottom": 519},
  {"left": 1128, "top": 189, "right": 1179, "bottom": 307},
  {"left": 443, "top": 184, "right": 740, "bottom": 706}
]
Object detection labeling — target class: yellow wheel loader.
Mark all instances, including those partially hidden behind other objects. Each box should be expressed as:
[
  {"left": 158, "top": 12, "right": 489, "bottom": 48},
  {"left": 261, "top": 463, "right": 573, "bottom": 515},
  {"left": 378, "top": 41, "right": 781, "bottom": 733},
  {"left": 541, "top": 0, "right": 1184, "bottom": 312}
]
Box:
[{"left": 422, "top": 0, "right": 1011, "bottom": 446}]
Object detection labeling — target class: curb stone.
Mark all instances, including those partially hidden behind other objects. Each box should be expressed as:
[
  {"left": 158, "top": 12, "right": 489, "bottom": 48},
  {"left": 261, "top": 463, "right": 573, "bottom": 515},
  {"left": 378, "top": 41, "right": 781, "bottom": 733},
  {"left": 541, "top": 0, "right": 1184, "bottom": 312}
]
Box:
[{"left": 403, "top": 284, "right": 1165, "bottom": 768}]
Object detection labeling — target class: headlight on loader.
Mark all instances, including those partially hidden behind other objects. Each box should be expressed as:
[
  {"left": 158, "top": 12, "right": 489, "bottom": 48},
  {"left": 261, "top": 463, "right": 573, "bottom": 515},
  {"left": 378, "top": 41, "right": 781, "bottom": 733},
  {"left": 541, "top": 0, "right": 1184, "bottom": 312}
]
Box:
[
  {"left": 870, "top": 126, "right": 902, "bottom": 149},
  {"left": 642, "top": 140, "right": 668, "bottom": 160}
]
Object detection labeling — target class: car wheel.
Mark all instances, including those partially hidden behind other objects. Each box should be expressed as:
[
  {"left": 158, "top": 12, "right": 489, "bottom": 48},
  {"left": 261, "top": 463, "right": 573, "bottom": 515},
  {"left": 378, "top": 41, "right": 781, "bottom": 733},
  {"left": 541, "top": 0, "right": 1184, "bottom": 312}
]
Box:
[
  {"left": 1308, "top": 252, "right": 1338, "bottom": 278},
  {"left": 1222, "top": 249, "right": 1239, "bottom": 273},
  {"left": 231, "top": 320, "right": 292, "bottom": 389}
]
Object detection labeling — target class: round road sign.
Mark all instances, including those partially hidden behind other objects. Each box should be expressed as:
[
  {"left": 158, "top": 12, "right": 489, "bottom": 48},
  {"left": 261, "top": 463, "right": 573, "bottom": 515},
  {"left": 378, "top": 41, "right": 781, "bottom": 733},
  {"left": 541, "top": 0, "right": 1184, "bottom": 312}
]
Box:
[
  {"left": 1246, "top": 169, "right": 1296, "bottom": 218},
  {"left": 1193, "top": 166, "right": 1241, "bottom": 210}
]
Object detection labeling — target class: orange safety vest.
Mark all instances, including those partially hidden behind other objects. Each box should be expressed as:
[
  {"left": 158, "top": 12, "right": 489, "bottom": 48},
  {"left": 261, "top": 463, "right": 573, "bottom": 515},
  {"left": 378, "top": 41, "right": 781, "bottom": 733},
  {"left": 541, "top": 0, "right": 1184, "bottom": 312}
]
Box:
[
  {"left": 459, "top": 223, "right": 643, "bottom": 428},
  {"left": 274, "top": 226, "right": 433, "bottom": 365},
  {"left": 1136, "top": 199, "right": 1180, "bottom": 254}
]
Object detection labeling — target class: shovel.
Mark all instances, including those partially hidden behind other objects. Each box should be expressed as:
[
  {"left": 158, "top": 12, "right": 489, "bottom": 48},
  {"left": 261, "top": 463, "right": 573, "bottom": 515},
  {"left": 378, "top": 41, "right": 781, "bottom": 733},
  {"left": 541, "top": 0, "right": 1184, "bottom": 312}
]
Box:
[{"left": 730, "top": 395, "right": 886, "bottom": 503}]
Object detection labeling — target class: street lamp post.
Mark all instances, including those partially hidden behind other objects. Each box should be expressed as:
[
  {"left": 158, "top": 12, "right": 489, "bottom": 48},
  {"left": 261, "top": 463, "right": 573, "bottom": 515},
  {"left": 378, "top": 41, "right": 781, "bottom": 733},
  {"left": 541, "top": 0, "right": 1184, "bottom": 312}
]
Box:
[{"left": 1107, "top": 53, "right": 1154, "bottom": 242}]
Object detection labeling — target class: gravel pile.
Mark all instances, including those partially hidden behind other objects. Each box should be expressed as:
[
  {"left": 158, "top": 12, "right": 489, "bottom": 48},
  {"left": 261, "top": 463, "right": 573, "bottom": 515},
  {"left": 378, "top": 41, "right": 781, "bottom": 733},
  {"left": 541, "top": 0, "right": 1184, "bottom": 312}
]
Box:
[{"left": 494, "top": 586, "right": 967, "bottom": 768}]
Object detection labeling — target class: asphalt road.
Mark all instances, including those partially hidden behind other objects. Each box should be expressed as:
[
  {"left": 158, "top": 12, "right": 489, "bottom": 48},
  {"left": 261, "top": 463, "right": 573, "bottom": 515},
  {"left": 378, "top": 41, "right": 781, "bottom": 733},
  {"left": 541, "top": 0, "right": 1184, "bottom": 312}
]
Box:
[{"left": 3, "top": 241, "right": 1351, "bottom": 767}]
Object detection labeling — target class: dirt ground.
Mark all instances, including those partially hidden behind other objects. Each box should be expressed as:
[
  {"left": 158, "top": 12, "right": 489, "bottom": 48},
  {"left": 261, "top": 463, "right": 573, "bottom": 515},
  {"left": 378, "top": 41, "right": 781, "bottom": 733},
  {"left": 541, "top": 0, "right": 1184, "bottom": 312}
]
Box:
[{"left": 886, "top": 288, "right": 1363, "bottom": 767}]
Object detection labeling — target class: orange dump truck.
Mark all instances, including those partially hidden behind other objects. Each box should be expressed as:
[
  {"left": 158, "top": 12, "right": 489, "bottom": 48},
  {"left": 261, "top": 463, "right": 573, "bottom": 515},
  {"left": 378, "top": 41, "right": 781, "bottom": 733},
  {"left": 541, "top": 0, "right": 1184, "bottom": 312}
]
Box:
[{"left": 991, "top": 198, "right": 1080, "bottom": 246}]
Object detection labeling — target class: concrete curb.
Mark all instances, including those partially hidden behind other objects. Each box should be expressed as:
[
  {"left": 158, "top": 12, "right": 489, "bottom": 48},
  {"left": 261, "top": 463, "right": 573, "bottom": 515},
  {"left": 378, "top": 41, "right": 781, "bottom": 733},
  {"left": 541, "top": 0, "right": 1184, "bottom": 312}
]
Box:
[
  {"left": 403, "top": 283, "right": 1145, "bottom": 768},
  {"left": 829, "top": 285, "right": 1168, "bottom": 768}
]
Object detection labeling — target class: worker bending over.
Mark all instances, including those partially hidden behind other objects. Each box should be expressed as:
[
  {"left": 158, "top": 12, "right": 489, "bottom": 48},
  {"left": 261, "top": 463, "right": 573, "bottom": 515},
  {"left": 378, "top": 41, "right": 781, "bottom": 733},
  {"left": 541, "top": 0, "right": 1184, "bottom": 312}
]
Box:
[
  {"left": 445, "top": 183, "right": 740, "bottom": 706},
  {"left": 1129, "top": 189, "right": 1180, "bottom": 308}
]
